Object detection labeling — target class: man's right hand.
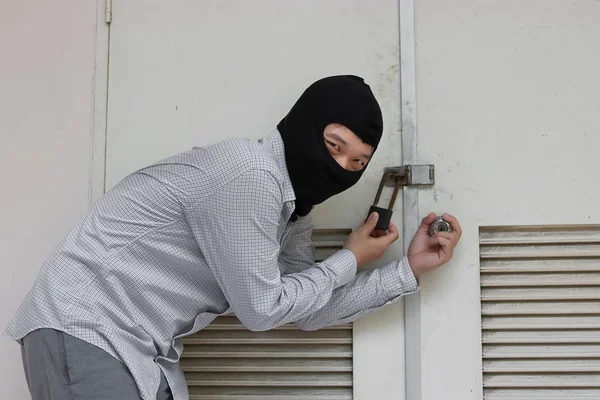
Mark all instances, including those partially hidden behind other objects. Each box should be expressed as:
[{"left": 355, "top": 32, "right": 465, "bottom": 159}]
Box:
[{"left": 343, "top": 212, "right": 399, "bottom": 267}]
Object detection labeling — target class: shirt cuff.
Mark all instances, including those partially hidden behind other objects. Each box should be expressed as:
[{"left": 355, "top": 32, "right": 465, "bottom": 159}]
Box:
[
  {"left": 399, "top": 255, "right": 420, "bottom": 292},
  {"left": 322, "top": 249, "right": 358, "bottom": 289},
  {"left": 380, "top": 255, "right": 420, "bottom": 300}
]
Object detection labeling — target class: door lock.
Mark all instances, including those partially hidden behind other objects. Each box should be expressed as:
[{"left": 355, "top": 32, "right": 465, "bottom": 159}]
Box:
[{"left": 367, "top": 165, "right": 435, "bottom": 230}]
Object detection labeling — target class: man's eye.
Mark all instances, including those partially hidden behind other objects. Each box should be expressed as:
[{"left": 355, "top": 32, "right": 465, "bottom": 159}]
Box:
[
  {"left": 355, "top": 159, "right": 365, "bottom": 166},
  {"left": 326, "top": 141, "right": 340, "bottom": 151}
]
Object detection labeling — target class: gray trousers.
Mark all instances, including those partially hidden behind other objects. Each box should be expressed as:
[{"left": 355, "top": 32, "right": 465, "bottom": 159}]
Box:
[{"left": 21, "top": 329, "right": 172, "bottom": 400}]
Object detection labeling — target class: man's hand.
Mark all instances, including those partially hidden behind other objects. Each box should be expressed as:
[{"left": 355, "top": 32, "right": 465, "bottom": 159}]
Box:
[
  {"left": 344, "top": 212, "right": 400, "bottom": 267},
  {"left": 407, "top": 213, "right": 462, "bottom": 278}
]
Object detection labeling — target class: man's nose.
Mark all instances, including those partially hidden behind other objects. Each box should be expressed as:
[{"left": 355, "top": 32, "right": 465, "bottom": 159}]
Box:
[{"left": 334, "top": 155, "right": 352, "bottom": 170}]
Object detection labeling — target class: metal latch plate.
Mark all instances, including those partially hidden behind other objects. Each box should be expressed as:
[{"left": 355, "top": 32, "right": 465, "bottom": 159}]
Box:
[{"left": 383, "top": 165, "right": 435, "bottom": 186}]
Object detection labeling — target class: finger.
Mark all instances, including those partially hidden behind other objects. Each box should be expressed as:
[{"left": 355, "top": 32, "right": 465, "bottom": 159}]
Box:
[
  {"left": 371, "top": 229, "right": 399, "bottom": 247},
  {"left": 387, "top": 222, "right": 399, "bottom": 237},
  {"left": 376, "top": 228, "right": 388, "bottom": 237},
  {"left": 429, "top": 235, "right": 452, "bottom": 249},
  {"left": 373, "top": 233, "right": 399, "bottom": 248},
  {"left": 370, "top": 229, "right": 386, "bottom": 238},
  {"left": 431, "top": 236, "right": 452, "bottom": 259},
  {"left": 373, "top": 222, "right": 398, "bottom": 238},
  {"left": 442, "top": 213, "right": 462, "bottom": 236},
  {"left": 437, "top": 236, "right": 452, "bottom": 248},
  {"left": 361, "top": 212, "right": 380, "bottom": 233},
  {"left": 433, "top": 231, "right": 453, "bottom": 241},
  {"left": 417, "top": 212, "right": 437, "bottom": 234},
  {"left": 389, "top": 228, "right": 400, "bottom": 244},
  {"left": 378, "top": 225, "right": 400, "bottom": 246}
]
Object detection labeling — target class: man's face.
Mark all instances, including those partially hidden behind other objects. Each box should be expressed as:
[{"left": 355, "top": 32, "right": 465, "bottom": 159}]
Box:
[{"left": 323, "top": 123, "right": 374, "bottom": 171}]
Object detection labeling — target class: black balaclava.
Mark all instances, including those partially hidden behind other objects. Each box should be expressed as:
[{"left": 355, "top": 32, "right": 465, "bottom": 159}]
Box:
[{"left": 277, "top": 75, "right": 384, "bottom": 220}]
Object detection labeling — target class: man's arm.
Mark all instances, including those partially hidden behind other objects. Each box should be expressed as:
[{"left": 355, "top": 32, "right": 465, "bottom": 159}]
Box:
[
  {"left": 185, "top": 169, "right": 357, "bottom": 331},
  {"left": 279, "top": 215, "right": 419, "bottom": 330},
  {"left": 294, "top": 257, "right": 418, "bottom": 330},
  {"left": 287, "top": 212, "right": 464, "bottom": 330},
  {"left": 278, "top": 213, "right": 316, "bottom": 275}
]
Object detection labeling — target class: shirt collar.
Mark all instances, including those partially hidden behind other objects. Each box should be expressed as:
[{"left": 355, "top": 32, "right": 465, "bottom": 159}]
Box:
[{"left": 266, "top": 129, "right": 296, "bottom": 203}]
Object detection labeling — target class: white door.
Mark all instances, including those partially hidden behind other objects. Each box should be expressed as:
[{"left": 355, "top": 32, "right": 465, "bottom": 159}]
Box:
[
  {"left": 411, "top": 1, "right": 600, "bottom": 399},
  {"left": 104, "top": 1, "right": 409, "bottom": 398}
]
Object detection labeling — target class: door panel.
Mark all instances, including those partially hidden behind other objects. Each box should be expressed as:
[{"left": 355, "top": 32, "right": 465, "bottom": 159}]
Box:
[
  {"left": 414, "top": 1, "right": 600, "bottom": 399},
  {"left": 105, "top": 1, "right": 407, "bottom": 398}
]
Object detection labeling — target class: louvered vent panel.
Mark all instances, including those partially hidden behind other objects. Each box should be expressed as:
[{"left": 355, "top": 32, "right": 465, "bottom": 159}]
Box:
[
  {"left": 182, "top": 229, "right": 353, "bottom": 400},
  {"left": 480, "top": 225, "right": 600, "bottom": 400}
]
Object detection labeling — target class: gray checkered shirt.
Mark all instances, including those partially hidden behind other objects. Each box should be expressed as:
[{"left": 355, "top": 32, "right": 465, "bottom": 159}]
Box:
[{"left": 5, "top": 130, "right": 419, "bottom": 400}]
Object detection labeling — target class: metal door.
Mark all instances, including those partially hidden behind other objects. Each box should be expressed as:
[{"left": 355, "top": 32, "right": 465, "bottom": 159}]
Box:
[
  {"left": 104, "top": 1, "right": 409, "bottom": 398},
  {"left": 408, "top": 1, "right": 600, "bottom": 399}
]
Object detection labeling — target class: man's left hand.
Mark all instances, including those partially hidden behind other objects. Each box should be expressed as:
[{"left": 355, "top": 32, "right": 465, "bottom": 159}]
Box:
[{"left": 407, "top": 213, "right": 462, "bottom": 279}]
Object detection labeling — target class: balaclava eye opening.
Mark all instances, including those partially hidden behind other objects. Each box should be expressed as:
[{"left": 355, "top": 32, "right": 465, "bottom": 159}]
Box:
[{"left": 277, "top": 75, "right": 384, "bottom": 220}]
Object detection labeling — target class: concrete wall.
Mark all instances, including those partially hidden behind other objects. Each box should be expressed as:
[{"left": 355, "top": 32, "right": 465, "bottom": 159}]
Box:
[{"left": 0, "top": 1, "right": 97, "bottom": 397}]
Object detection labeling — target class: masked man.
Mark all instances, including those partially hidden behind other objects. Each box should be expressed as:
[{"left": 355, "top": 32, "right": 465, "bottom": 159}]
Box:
[{"left": 6, "top": 75, "right": 461, "bottom": 400}]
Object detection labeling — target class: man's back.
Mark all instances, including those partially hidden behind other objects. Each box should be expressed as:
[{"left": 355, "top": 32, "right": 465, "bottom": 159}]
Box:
[{"left": 5, "top": 133, "right": 290, "bottom": 400}]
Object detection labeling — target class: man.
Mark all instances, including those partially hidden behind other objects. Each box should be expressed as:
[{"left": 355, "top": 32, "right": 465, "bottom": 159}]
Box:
[{"left": 5, "top": 75, "right": 461, "bottom": 400}]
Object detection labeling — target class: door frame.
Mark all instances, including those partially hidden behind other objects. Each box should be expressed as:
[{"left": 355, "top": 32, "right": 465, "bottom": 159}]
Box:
[
  {"left": 90, "top": 0, "right": 110, "bottom": 203},
  {"left": 398, "top": 0, "right": 423, "bottom": 399}
]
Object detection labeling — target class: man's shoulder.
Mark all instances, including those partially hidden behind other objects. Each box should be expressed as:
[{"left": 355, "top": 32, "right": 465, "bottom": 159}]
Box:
[
  {"left": 120, "top": 135, "right": 286, "bottom": 208},
  {"left": 167, "top": 137, "right": 284, "bottom": 193},
  {"left": 205, "top": 136, "right": 283, "bottom": 178},
  {"left": 144, "top": 136, "right": 280, "bottom": 174}
]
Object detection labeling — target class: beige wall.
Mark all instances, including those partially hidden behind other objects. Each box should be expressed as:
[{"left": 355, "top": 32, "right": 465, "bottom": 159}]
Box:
[{"left": 0, "top": 1, "right": 97, "bottom": 397}]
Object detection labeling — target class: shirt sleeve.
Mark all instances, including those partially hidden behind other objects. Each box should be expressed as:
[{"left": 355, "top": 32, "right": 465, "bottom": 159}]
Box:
[
  {"left": 278, "top": 213, "right": 317, "bottom": 275},
  {"left": 294, "top": 256, "right": 420, "bottom": 331},
  {"left": 184, "top": 169, "right": 357, "bottom": 331},
  {"left": 278, "top": 211, "right": 421, "bottom": 331}
]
